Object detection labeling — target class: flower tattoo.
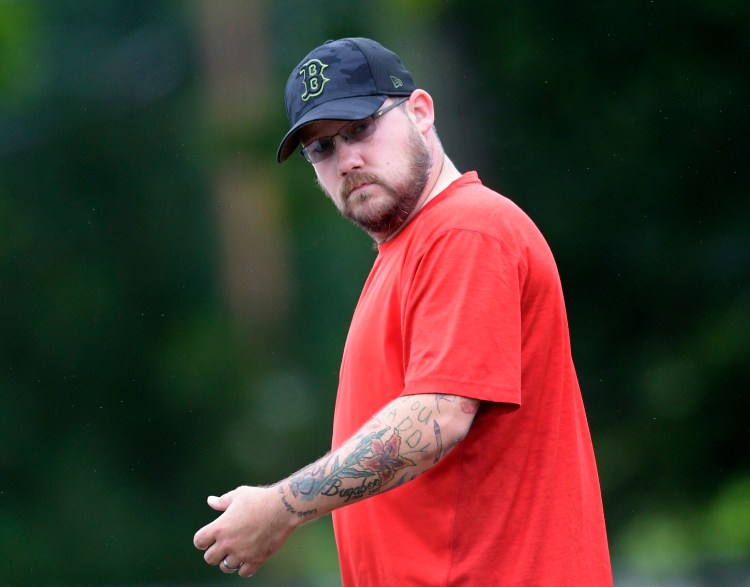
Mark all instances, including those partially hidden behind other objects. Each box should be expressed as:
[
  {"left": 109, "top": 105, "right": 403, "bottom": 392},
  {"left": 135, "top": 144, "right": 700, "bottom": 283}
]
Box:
[
  {"left": 361, "top": 430, "right": 415, "bottom": 484},
  {"left": 288, "top": 427, "right": 417, "bottom": 503}
]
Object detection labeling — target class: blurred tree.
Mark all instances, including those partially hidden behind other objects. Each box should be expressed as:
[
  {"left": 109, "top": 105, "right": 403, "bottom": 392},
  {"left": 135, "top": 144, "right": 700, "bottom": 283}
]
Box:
[
  {"left": 1, "top": 0, "right": 748, "bottom": 585},
  {"left": 441, "top": 0, "right": 750, "bottom": 580},
  {"left": 197, "top": 0, "right": 289, "bottom": 332},
  {"left": 0, "top": 1, "right": 250, "bottom": 583}
]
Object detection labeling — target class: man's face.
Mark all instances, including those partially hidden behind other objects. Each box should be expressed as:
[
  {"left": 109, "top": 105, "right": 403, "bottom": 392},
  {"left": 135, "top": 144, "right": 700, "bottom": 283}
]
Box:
[{"left": 302, "top": 101, "right": 432, "bottom": 239}]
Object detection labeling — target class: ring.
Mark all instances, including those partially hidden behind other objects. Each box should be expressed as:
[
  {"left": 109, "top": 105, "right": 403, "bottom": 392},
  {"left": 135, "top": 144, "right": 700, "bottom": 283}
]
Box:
[{"left": 222, "top": 558, "right": 241, "bottom": 572}]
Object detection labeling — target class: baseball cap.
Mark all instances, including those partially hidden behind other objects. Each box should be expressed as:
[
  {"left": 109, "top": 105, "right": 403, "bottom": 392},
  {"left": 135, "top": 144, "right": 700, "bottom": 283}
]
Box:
[{"left": 276, "top": 37, "right": 416, "bottom": 163}]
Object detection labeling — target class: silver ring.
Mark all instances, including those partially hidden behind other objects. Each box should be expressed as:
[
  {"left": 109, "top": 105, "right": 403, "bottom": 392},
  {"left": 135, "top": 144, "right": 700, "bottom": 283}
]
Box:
[{"left": 222, "top": 558, "right": 241, "bottom": 572}]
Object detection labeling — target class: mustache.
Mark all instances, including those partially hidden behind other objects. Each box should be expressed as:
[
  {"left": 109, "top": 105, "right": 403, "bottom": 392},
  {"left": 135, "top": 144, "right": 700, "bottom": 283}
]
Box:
[{"left": 341, "top": 172, "right": 381, "bottom": 200}]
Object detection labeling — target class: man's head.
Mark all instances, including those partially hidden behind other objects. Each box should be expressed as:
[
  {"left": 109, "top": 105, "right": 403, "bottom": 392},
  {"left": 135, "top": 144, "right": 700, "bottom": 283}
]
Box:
[
  {"left": 276, "top": 37, "right": 417, "bottom": 164},
  {"left": 278, "top": 38, "right": 445, "bottom": 242},
  {"left": 310, "top": 100, "right": 433, "bottom": 236}
]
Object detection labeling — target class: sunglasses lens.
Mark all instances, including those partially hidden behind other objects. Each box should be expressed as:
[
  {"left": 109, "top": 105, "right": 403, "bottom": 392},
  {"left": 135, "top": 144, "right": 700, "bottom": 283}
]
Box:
[
  {"left": 300, "top": 116, "right": 378, "bottom": 163},
  {"left": 303, "top": 138, "right": 335, "bottom": 163},
  {"left": 341, "top": 119, "right": 376, "bottom": 143}
]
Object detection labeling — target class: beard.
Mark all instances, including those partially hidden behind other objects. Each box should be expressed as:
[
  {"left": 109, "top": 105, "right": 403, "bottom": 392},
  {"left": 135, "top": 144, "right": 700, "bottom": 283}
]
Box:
[{"left": 319, "top": 128, "right": 432, "bottom": 236}]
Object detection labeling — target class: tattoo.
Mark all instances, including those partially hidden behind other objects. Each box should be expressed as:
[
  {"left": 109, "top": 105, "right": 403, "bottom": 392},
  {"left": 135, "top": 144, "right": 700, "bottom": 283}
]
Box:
[
  {"left": 461, "top": 398, "right": 479, "bottom": 414},
  {"left": 321, "top": 476, "right": 382, "bottom": 502},
  {"left": 408, "top": 397, "right": 434, "bottom": 425},
  {"left": 288, "top": 428, "right": 416, "bottom": 504},
  {"left": 435, "top": 394, "right": 456, "bottom": 414},
  {"left": 280, "top": 488, "right": 296, "bottom": 513},
  {"left": 278, "top": 485, "right": 318, "bottom": 519},
  {"left": 433, "top": 420, "right": 443, "bottom": 463},
  {"left": 392, "top": 413, "right": 433, "bottom": 455},
  {"left": 284, "top": 395, "right": 477, "bottom": 510}
]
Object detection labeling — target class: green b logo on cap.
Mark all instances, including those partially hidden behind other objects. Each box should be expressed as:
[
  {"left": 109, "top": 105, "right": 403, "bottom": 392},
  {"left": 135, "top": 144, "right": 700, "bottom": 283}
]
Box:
[{"left": 299, "top": 59, "right": 329, "bottom": 102}]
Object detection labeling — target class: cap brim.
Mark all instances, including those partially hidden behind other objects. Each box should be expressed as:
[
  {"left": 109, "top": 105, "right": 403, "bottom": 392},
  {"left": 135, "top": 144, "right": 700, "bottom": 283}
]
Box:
[{"left": 276, "top": 95, "right": 387, "bottom": 163}]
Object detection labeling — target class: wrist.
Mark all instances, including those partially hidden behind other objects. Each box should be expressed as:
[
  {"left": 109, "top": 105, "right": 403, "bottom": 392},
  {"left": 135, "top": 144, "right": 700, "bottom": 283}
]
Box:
[{"left": 275, "top": 482, "right": 319, "bottom": 528}]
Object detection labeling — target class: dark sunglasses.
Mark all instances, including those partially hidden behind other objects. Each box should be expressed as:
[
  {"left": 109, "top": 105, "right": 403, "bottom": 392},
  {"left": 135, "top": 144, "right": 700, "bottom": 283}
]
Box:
[{"left": 300, "top": 97, "right": 409, "bottom": 164}]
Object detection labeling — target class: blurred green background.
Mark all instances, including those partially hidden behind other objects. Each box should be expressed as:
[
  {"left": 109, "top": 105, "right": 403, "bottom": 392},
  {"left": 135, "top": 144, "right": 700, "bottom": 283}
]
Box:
[{"left": 1, "top": 1, "right": 748, "bottom": 585}]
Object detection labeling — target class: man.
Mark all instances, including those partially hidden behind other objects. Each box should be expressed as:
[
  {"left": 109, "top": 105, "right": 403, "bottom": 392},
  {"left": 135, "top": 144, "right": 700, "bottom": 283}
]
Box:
[{"left": 194, "top": 37, "right": 613, "bottom": 586}]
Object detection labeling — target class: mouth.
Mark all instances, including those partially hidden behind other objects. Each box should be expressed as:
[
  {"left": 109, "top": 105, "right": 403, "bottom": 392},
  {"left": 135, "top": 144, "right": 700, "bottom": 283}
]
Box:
[
  {"left": 347, "top": 182, "right": 372, "bottom": 199},
  {"left": 342, "top": 173, "right": 380, "bottom": 201}
]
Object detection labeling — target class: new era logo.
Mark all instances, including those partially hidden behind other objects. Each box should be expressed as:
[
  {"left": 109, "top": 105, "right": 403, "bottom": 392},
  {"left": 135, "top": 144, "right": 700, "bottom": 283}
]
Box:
[{"left": 390, "top": 76, "right": 403, "bottom": 89}]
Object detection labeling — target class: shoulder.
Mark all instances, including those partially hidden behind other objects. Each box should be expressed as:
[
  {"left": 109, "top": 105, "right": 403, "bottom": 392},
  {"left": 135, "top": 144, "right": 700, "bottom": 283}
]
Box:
[
  {"left": 380, "top": 172, "right": 552, "bottom": 271},
  {"left": 417, "top": 173, "right": 542, "bottom": 247}
]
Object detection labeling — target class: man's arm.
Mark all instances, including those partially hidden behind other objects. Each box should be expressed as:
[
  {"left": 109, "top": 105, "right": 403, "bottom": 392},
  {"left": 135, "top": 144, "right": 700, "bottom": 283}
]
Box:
[{"left": 193, "top": 393, "right": 480, "bottom": 578}]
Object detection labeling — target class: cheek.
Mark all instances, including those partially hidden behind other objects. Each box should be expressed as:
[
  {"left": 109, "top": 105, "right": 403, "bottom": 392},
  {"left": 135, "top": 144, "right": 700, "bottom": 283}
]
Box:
[
  {"left": 314, "top": 166, "right": 334, "bottom": 191},
  {"left": 315, "top": 169, "right": 344, "bottom": 205},
  {"left": 378, "top": 130, "right": 416, "bottom": 172}
]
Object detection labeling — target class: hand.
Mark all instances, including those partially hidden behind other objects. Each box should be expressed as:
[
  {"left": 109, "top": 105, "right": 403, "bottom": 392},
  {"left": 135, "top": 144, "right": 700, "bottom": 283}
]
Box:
[{"left": 193, "top": 485, "right": 297, "bottom": 578}]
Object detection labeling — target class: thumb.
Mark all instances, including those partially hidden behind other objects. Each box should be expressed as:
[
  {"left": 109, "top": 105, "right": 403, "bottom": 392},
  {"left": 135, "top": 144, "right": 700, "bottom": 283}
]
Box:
[{"left": 207, "top": 489, "right": 236, "bottom": 511}]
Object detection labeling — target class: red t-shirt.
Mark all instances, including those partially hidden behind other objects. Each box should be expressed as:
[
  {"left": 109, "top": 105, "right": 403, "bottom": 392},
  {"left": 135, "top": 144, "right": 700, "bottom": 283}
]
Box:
[{"left": 331, "top": 172, "right": 612, "bottom": 586}]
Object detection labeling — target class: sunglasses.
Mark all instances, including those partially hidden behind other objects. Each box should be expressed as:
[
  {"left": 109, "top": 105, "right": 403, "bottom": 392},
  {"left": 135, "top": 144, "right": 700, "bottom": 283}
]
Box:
[{"left": 299, "top": 97, "right": 409, "bottom": 164}]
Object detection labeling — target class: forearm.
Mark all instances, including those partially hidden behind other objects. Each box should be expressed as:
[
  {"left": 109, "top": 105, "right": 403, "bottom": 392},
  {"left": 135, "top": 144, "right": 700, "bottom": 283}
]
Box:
[
  {"left": 193, "top": 393, "right": 479, "bottom": 578},
  {"left": 278, "top": 393, "right": 479, "bottom": 525}
]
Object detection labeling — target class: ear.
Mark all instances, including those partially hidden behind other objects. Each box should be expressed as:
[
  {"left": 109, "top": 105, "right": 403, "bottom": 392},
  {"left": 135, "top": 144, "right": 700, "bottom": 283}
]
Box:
[{"left": 406, "top": 90, "right": 435, "bottom": 136}]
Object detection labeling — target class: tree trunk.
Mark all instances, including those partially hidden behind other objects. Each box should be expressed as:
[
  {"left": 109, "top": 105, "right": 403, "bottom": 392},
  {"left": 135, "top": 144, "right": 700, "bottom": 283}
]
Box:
[{"left": 197, "top": 0, "right": 289, "bottom": 331}]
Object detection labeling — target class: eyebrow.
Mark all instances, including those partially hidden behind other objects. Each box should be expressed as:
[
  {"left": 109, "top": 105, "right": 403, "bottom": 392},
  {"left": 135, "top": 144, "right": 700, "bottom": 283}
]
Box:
[
  {"left": 301, "top": 121, "right": 334, "bottom": 139},
  {"left": 301, "top": 119, "right": 353, "bottom": 144}
]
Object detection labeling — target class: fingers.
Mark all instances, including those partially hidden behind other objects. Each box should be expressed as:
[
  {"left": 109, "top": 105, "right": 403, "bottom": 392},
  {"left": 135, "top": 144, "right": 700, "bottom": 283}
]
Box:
[
  {"left": 193, "top": 525, "right": 213, "bottom": 551},
  {"left": 193, "top": 485, "right": 279, "bottom": 579},
  {"left": 238, "top": 563, "right": 256, "bottom": 579},
  {"left": 220, "top": 557, "right": 257, "bottom": 578},
  {"left": 193, "top": 489, "right": 235, "bottom": 549},
  {"left": 218, "top": 553, "right": 257, "bottom": 578},
  {"left": 208, "top": 488, "right": 235, "bottom": 511},
  {"left": 207, "top": 493, "right": 224, "bottom": 511},
  {"left": 220, "top": 557, "right": 242, "bottom": 574}
]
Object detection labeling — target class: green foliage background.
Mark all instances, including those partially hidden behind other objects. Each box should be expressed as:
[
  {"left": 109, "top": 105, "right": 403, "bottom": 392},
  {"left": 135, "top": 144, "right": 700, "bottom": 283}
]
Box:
[{"left": 1, "top": 1, "right": 748, "bottom": 585}]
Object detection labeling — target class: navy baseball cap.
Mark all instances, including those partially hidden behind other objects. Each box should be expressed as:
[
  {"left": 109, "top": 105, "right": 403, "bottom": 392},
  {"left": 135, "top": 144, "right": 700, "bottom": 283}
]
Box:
[{"left": 276, "top": 37, "right": 416, "bottom": 163}]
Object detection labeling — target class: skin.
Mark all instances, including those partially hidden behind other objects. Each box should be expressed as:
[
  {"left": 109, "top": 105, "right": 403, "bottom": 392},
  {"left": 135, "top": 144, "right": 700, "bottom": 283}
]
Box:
[
  {"left": 193, "top": 394, "right": 479, "bottom": 578},
  {"left": 304, "top": 90, "right": 462, "bottom": 243},
  {"left": 193, "top": 90, "right": 479, "bottom": 578}
]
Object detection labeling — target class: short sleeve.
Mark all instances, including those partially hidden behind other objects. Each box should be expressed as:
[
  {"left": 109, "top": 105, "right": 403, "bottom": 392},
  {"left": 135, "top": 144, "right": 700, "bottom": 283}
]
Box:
[{"left": 401, "top": 228, "right": 525, "bottom": 404}]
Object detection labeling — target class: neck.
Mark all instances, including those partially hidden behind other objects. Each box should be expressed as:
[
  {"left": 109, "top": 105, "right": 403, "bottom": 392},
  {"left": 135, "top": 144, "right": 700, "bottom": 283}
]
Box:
[
  {"left": 424, "top": 153, "right": 461, "bottom": 205},
  {"left": 374, "top": 152, "right": 461, "bottom": 244}
]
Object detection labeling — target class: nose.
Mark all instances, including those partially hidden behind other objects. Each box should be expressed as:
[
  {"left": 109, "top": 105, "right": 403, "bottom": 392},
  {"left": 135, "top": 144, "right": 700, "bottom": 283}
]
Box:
[{"left": 334, "top": 136, "right": 364, "bottom": 176}]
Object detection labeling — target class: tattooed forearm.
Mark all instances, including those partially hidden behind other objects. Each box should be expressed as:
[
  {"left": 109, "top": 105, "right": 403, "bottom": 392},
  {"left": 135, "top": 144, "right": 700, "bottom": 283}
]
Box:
[
  {"left": 287, "top": 427, "right": 417, "bottom": 505},
  {"left": 279, "top": 393, "right": 480, "bottom": 520}
]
